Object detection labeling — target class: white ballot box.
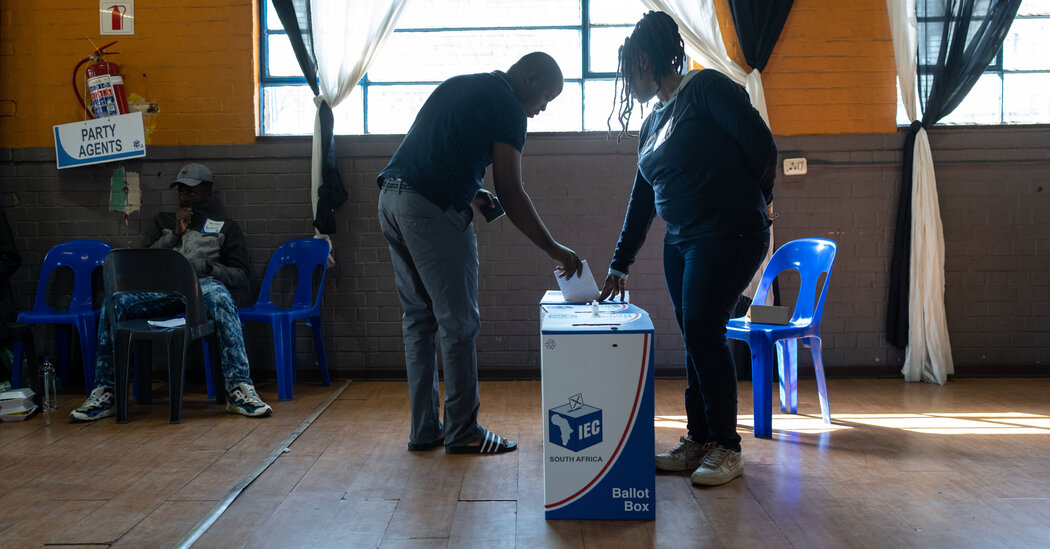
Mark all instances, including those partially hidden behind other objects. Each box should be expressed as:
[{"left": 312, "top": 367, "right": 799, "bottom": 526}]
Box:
[{"left": 540, "top": 302, "right": 655, "bottom": 520}]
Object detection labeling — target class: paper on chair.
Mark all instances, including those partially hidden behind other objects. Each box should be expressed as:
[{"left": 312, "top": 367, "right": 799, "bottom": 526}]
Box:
[
  {"left": 147, "top": 318, "right": 186, "bottom": 328},
  {"left": 554, "top": 259, "right": 600, "bottom": 302}
]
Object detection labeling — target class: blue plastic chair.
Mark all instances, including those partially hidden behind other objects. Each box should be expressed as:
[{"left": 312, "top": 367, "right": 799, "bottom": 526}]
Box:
[
  {"left": 239, "top": 238, "right": 331, "bottom": 401},
  {"left": 12, "top": 240, "right": 111, "bottom": 393},
  {"left": 727, "top": 238, "right": 836, "bottom": 439}
]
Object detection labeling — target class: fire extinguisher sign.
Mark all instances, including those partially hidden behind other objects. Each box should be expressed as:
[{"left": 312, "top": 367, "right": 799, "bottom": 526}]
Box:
[
  {"left": 100, "top": 1, "right": 134, "bottom": 35},
  {"left": 53, "top": 112, "right": 146, "bottom": 169}
]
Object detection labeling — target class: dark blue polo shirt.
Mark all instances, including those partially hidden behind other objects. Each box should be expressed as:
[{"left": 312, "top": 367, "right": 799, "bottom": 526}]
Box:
[{"left": 378, "top": 71, "right": 527, "bottom": 210}]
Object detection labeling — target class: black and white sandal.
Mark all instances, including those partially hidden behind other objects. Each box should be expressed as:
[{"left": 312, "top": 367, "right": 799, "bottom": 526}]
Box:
[{"left": 446, "top": 429, "right": 518, "bottom": 455}]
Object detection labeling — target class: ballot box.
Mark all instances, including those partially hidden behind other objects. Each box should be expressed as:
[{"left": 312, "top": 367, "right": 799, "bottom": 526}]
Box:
[{"left": 540, "top": 302, "right": 655, "bottom": 520}]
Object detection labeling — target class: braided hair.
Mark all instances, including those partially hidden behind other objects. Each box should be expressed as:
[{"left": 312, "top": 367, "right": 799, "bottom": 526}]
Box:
[{"left": 608, "top": 11, "right": 686, "bottom": 141}]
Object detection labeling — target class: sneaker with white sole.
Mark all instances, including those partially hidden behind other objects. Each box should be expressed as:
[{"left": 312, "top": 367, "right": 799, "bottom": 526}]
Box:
[
  {"left": 656, "top": 436, "right": 712, "bottom": 471},
  {"left": 690, "top": 444, "right": 743, "bottom": 486},
  {"left": 225, "top": 383, "right": 273, "bottom": 418},
  {"left": 69, "top": 386, "right": 115, "bottom": 422}
]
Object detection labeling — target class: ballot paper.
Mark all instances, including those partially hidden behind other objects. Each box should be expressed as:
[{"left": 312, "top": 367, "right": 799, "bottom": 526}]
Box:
[
  {"left": 554, "top": 259, "right": 600, "bottom": 302},
  {"left": 147, "top": 318, "right": 186, "bottom": 328}
]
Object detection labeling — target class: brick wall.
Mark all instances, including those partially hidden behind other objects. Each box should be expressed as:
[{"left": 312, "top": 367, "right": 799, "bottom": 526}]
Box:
[
  {"left": 713, "top": 0, "right": 898, "bottom": 135},
  {"left": 2, "top": 127, "right": 1048, "bottom": 381},
  {"left": 0, "top": 0, "right": 256, "bottom": 148}
]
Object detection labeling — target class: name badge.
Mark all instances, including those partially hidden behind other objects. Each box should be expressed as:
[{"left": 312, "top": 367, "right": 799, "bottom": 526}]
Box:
[{"left": 202, "top": 218, "right": 225, "bottom": 234}]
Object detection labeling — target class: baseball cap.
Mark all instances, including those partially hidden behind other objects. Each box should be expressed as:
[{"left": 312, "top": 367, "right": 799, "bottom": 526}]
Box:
[{"left": 170, "top": 163, "right": 214, "bottom": 188}]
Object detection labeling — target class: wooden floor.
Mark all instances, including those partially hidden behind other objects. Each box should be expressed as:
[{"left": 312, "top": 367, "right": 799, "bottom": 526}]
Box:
[{"left": 2, "top": 378, "right": 1050, "bottom": 548}]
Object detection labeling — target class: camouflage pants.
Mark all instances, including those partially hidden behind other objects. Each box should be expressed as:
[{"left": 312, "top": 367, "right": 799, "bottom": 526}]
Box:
[{"left": 93, "top": 278, "right": 252, "bottom": 392}]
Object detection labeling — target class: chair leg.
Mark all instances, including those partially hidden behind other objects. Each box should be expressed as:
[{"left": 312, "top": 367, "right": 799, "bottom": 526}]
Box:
[
  {"left": 271, "top": 319, "right": 295, "bottom": 401},
  {"left": 201, "top": 338, "right": 216, "bottom": 400},
  {"left": 776, "top": 339, "right": 798, "bottom": 414},
  {"left": 749, "top": 337, "right": 775, "bottom": 439},
  {"left": 115, "top": 332, "right": 134, "bottom": 424},
  {"left": 808, "top": 337, "right": 831, "bottom": 424},
  {"left": 309, "top": 316, "right": 331, "bottom": 387},
  {"left": 169, "top": 335, "right": 187, "bottom": 424},
  {"left": 290, "top": 324, "right": 298, "bottom": 384},
  {"left": 76, "top": 315, "right": 98, "bottom": 394}
]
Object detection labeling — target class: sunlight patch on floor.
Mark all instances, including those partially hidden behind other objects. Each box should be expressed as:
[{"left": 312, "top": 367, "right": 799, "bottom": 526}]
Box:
[{"left": 655, "top": 412, "right": 1050, "bottom": 435}]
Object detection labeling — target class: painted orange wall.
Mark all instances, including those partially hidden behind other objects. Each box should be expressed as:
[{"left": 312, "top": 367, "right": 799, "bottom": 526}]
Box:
[
  {"left": 713, "top": 0, "right": 898, "bottom": 135},
  {"left": 0, "top": 0, "right": 258, "bottom": 148},
  {"left": 0, "top": 0, "right": 896, "bottom": 147}
]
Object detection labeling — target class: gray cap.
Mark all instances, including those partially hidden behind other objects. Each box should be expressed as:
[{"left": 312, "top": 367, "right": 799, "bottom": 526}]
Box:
[{"left": 169, "top": 163, "right": 214, "bottom": 188}]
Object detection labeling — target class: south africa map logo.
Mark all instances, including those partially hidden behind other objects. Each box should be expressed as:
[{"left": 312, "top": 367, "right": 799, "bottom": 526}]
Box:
[{"left": 548, "top": 393, "right": 602, "bottom": 452}]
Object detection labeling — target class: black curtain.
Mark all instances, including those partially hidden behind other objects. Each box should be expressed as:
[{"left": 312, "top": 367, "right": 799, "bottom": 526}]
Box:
[
  {"left": 886, "top": 0, "right": 1021, "bottom": 348},
  {"left": 726, "top": 0, "right": 794, "bottom": 73},
  {"left": 271, "top": 0, "right": 348, "bottom": 235},
  {"left": 724, "top": 0, "right": 793, "bottom": 381}
]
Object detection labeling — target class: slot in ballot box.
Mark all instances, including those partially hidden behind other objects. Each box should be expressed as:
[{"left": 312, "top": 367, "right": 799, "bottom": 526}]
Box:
[
  {"left": 539, "top": 290, "right": 629, "bottom": 322},
  {"left": 540, "top": 301, "right": 655, "bottom": 520}
]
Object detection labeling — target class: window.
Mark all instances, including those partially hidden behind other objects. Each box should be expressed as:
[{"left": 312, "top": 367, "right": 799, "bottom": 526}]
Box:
[
  {"left": 260, "top": 0, "right": 647, "bottom": 135},
  {"left": 898, "top": 1, "right": 1050, "bottom": 125}
]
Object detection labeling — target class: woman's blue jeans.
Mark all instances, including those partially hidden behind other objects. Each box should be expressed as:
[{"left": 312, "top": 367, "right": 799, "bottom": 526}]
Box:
[{"left": 663, "top": 231, "right": 769, "bottom": 451}]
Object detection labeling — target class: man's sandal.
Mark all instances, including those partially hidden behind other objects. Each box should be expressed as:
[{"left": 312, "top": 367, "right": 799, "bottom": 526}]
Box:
[
  {"left": 407, "top": 436, "right": 444, "bottom": 452},
  {"left": 445, "top": 430, "right": 517, "bottom": 455}
]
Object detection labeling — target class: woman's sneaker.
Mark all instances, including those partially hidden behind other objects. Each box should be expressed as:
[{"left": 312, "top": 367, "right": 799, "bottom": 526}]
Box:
[
  {"left": 225, "top": 383, "right": 273, "bottom": 417},
  {"left": 69, "top": 387, "right": 115, "bottom": 422},
  {"left": 656, "top": 436, "right": 712, "bottom": 471},
  {"left": 690, "top": 444, "right": 743, "bottom": 486}
]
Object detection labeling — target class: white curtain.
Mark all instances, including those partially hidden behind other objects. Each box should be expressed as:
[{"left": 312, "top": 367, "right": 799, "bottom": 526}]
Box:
[
  {"left": 309, "top": 0, "right": 408, "bottom": 235},
  {"left": 641, "top": 0, "right": 773, "bottom": 301},
  {"left": 886, "top": 0, "right": 954, "bottom": 384}
]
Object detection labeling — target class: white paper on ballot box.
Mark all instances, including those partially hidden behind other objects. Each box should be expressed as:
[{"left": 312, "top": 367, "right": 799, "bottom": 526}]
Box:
[{"left": 554, "top": 259, "right": 600, "bottom": 302}]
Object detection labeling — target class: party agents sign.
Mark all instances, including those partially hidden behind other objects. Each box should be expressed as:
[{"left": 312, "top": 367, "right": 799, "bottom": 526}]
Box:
[{"left": 54, "top": 112, "right": 146, "bottom": 169}]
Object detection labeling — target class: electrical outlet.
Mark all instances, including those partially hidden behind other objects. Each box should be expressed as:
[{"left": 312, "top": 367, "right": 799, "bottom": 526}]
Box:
[{"left": 783, "top": 157, "right": 807, "bottom": 175}]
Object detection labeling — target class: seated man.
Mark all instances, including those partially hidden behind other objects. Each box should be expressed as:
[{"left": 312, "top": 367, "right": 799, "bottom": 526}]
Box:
[{"left": 70, "top": 163, "right": 272, "bottom": 421}]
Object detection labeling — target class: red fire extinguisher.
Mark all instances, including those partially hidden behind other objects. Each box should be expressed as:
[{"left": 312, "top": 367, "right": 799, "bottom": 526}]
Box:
[{"left": 72, "top": 41, "right": 130, "bottom": 119}]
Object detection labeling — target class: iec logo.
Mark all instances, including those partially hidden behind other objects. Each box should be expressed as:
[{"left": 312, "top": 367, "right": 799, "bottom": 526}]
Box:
[{"left": 548, "top": 393, "right": 602, "bottom": 452}]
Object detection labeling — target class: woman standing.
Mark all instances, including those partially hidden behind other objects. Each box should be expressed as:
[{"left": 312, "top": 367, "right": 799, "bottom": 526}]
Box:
[{"left": 599, "top": 11, "right": 776, "bottom": 486}]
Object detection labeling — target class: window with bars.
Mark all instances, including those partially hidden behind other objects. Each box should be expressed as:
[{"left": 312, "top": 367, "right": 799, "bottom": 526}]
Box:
[
  {"left": 898, "top": 0, "right": 1050, "bottom": 125},
  {"left": 260, "top": 0, "right": 648, "bottom": 135}
]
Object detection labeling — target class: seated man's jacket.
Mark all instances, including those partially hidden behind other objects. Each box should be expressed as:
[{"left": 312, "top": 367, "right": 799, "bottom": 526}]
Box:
[{"left": 143, "top": 206, "right": 250, "bottom": 299}]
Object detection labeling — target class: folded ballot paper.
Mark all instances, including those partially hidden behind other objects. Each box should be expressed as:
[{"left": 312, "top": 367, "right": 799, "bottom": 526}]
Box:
[{"left": 554, "top": 259, "right": 600, "bottom": 302}]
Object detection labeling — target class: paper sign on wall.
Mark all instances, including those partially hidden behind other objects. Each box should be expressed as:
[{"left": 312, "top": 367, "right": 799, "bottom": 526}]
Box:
[
  {"left": 53, "top": 112, "right": 146, "bottom": 169},
  {"left": 100, "top": 1, "right": 134, "bottom": 35}
]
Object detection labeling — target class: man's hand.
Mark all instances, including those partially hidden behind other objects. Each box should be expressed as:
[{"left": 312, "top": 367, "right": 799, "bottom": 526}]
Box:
[
  {"left": 549, "top": 243, "right": 583, "bottom": 279},
  {"left": 174, "top": 207, "right": 193, "bottom": 237},
  {"left": 471, "top": 189, "right": 495, "bottom": 213},
  {"left": 598, "top": 274, "right": 627, "bottom": 301}
]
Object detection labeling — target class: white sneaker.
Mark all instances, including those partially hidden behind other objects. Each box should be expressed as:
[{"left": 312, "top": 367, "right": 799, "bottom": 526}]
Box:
[
  {"left": 690, "top": 444, "right": 743, "bottom": 486},
  {"left": 225, "top": 383, "right": 273, "bottom": 418},
  {"left": 69, "top": 386, "right": 115, "bottom": 422},
  {"left": 656, "top": 436, "right": 712, "bottom": 471}
]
